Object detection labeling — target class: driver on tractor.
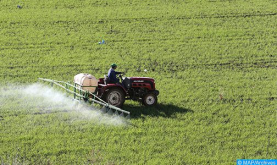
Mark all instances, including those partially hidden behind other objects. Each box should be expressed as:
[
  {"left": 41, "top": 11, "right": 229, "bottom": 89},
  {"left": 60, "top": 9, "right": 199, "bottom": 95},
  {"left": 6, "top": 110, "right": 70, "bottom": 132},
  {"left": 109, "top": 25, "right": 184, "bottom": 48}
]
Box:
[{"left": 107, "top": 63, "right": 123, "bottom": 84}]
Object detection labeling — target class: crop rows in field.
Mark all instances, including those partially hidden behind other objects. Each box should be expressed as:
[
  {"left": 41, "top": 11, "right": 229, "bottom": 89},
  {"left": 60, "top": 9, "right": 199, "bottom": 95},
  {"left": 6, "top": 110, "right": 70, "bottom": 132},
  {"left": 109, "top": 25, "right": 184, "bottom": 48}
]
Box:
[{"left": 0, "top": 0, "right": 276, "bottom": 164}]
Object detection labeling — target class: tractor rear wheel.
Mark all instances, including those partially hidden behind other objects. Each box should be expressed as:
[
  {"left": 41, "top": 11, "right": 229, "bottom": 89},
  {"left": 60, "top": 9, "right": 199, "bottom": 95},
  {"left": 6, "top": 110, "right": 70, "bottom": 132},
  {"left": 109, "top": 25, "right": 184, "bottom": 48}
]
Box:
[
  {"left": 142, "top": 93, "right": 157, "bottom": 106},
  {"left": 104, "top": 88, "right": 125, "bottom": 108}
]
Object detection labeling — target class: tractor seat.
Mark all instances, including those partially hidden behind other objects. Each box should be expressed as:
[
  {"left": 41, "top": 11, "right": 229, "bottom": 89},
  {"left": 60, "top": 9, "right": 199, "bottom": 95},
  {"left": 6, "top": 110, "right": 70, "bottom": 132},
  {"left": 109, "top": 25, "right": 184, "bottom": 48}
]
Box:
[{"left": 104, "top": 75, "right": 110, "bottom": 85}]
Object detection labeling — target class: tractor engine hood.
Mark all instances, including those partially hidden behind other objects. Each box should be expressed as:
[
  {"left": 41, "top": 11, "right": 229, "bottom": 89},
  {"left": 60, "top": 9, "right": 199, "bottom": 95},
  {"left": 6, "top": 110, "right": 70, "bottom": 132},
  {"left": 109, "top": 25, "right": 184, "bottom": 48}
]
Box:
[
  {"left": 122, "top": 77, "right": 156, "bottom": 90},
  {"left": 128, "top": 77, "right": 155, "bottom": 83}
]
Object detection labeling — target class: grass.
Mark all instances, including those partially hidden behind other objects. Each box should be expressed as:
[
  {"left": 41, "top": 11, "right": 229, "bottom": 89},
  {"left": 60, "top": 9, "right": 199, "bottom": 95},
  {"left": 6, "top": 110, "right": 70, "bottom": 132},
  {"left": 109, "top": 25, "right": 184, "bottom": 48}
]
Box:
[{"left": 0, "top": 0, "right": 276, "bottom": 164}]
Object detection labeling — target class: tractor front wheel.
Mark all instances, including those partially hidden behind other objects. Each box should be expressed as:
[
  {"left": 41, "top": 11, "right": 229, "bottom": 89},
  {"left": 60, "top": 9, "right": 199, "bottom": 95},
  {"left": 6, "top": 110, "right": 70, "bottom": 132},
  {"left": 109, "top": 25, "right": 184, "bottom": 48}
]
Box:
[
  {"left": 142, "top": 93, "right": 157, "bottom": 106},
  {"left": 104, "top": 88, "right": 125, "bottom": 108}
]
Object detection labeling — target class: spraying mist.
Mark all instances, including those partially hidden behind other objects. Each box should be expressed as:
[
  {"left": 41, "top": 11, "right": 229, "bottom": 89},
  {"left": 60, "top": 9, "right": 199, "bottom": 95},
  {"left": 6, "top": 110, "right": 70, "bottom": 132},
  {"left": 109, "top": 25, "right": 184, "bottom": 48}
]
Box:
[{"left": 0, "top": 83, "right": 127, "bottom": 126}]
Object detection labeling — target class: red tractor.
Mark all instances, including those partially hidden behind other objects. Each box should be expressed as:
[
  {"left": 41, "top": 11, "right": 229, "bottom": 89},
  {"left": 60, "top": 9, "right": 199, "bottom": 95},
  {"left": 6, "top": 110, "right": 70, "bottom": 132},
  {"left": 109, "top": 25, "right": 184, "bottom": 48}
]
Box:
[{"left": 97, "top": 74, "right": 159, "bottom": 108}]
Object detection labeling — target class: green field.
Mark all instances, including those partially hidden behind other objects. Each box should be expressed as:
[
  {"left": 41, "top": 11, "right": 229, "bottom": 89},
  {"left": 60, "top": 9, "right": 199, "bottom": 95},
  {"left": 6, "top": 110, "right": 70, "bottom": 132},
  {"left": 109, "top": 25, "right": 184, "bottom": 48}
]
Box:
[{"left": 0, "top": 0, "right": 276, "bottom": 164}]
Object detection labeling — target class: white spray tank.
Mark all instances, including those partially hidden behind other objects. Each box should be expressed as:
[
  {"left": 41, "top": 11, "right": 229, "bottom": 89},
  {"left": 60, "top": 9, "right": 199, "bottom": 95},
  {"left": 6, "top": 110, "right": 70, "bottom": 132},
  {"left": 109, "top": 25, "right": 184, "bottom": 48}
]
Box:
[{"left": 74, "top": 73, "right": 98, "bottom": 93}]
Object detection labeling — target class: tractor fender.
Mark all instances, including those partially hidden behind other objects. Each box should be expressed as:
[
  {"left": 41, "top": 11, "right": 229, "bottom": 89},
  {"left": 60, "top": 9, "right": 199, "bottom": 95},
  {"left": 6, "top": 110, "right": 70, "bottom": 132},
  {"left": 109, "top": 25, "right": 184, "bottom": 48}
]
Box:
[
  {"left": 152, "top": 90, "right": 159, "bottom": 96},
  {"left": 103, "top": 84, "right": 127, "bottom": 96}
]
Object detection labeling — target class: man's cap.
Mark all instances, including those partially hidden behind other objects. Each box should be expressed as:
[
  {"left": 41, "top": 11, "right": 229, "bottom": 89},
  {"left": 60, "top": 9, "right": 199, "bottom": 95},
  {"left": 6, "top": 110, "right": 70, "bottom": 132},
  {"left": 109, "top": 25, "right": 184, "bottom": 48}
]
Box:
[{"left": 111, "top": 63, "right": 117, "bottom": 67}]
